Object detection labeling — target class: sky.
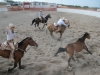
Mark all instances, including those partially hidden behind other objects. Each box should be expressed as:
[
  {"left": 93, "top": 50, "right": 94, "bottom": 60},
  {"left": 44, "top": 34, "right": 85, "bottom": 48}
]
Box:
[{"left": 0, "top": 0, "right": 100, "bottom": 8}]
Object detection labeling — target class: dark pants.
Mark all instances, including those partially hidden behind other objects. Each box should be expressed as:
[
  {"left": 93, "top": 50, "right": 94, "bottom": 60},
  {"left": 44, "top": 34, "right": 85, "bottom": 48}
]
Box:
[{"left": 41, "top": 16, "right": 45, "bottom": 23}]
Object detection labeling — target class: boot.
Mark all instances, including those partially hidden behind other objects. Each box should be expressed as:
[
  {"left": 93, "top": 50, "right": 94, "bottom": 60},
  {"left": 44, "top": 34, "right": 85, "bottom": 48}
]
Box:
[
  {"left": 39, "top": 18, "right": 42, "bottom": 22},
  {"left": 55, "top": 26, "right": 61, "bottom": 33},
  {"left": 9, "top": 50, "right": 14, "bottom": 62}
]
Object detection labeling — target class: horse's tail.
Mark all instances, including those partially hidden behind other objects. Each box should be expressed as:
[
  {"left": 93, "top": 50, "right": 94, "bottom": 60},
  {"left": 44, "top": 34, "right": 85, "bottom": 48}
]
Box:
[
  {"left": 54, "top": 47, "right": 66, "bottom": 56},
  {"left": 31, "top": 19, "right": 35, "bottom": 25}
]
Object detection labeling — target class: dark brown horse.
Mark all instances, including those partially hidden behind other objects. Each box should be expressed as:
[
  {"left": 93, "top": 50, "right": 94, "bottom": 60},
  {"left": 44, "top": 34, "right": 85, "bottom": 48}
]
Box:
[
  {"left": 46, "top": 19, "right": 70, "bottom": 40},
  {"left": 54, "top": 32, "right": 92, "bottom": 68},
  {"left": 0, "top": 37, "right": 38, "bottom": 72},
  {"left": 31, "top": 14, "right": 51, "bottom": 29}
]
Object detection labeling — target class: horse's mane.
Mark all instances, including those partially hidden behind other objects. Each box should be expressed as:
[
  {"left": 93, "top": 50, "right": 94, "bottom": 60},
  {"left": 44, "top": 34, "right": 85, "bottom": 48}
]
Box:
[
  {"left": 45, "top": 14, "right": 50, "bottom": 18},
  {"left": 77, "top": 38, "right": 84, "bottom": 42},
  {"left": 77, "top": 33, "right": 89, "bottom": 42},
  {"left": 18, "top": 37, "right": 28, "bottom": 46}
]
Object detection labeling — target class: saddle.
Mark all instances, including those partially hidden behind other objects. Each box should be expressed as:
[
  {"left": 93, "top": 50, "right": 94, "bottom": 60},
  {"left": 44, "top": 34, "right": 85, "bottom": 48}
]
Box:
[
  {"left": 0, "top": 41, "right": 18, "bottom": 50},
  {"left": 53, "top": 23, "right": 58, "bottom": 30},
  {"left": 53, "top": 23, "right": 66, "bottom": 32},
  {"left": 39, "top": 17, "right": 45, "bottom": 23}
]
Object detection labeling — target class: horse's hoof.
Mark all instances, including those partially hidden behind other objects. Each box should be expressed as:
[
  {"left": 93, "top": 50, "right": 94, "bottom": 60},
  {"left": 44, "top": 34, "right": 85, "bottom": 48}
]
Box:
[
  {"left": 58, "top": 38, "right": 61, "bottom": 41},
  {"left": 7, "top": 68, "right": 12, "bottom": 72},
  {"left": 68, "top": 66, "right": 73, "bottom": 69},
  {"left": 76, "top": 60, "right": 78, "bottom": 63},
  {"left": 19, "top": 67, "right": 24, "bottom": 69},
  {"left": 19, "top": 65, "right": 25, "bottom": 69}
]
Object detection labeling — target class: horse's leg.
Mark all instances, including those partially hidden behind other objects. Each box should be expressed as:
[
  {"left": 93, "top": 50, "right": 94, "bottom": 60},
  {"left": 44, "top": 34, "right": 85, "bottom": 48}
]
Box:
[
  {"left": 19, "top": 59, "right": 22, "bottom": 69},
  {"left": 42, "top": 23, "right": 45, "bottom": 29},
  {"left": 68, "top": 51, "right": 74, "bottom": 68},
  {"left": 37, "top": 23, "right": 40, "bottom": 29},
  {"left": 72, "top": 57, "right": 78, "bottom": 62},
  {"left": 8, "top": 61, "right": 17, "bottom": 72},
  {"left": 60, "top": 32, "right": 63, "bottom": 39},
  {"left": 34, "top": 23, "right": 36, "bottom": 27},
  {"left": 68, "top": 57, "right": 72, "bottom": 68},
  {"left": 50, "top": 31, "right": 54, "bottom": 38},
  {"left": 58, "top": 32, "right": 63, "bottom": 40},
  {"left": 85, "top": 46, "right": 92, "bottom": 55}
]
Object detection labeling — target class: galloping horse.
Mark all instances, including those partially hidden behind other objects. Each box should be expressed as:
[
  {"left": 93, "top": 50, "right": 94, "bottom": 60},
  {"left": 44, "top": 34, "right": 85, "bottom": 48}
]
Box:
[
  {"left": 46, "top": 19, "right": 70, "bottom": 40},
  {"left": 54, "top": 32, "right": 92, "bottom": 68},
  {"left": 0, "top": 37, "right": 38, "bottom": 72},
  {"left": 31, "top": 14, "right": 51, "bottom": 29}
]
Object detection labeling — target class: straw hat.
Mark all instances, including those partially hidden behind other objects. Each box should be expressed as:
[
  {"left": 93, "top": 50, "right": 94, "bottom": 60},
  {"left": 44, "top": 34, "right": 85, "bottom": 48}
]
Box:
[
  {"left": 61, "top": 17, "right": 68, "bottom": 21},
  {"left": 40, "top": 10, "right": 42, "bottom": 12},
  {"left": 9, "top": 23, "right": 15, "bottom": 28}
]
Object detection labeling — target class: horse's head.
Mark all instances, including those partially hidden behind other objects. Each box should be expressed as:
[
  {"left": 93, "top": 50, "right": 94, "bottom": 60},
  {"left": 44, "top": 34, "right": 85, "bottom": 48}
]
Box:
[
  {"left": 65, "top": 19, "right": 70, "bottom": 28},
  {"left": 84, "top": 32, "right": 90, "bottom": 39},
  {"left": 47, "top": 14, "right": 51, "bottom": 18},
  {"left": 25, "top": 37, "right": 38, "bottom": 47}
]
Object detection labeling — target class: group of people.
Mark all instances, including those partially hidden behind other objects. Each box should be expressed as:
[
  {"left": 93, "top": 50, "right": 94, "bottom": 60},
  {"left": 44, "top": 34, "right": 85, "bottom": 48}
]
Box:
[
  {"left": 39, "top": 10, "right": 68, "bottom": 32},
  {"left": 1, "top": 10, "right": 69, "bottom": 61}
]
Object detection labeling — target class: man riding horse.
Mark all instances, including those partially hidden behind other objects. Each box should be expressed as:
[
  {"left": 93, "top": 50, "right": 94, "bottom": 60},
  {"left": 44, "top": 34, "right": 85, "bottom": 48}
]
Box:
[
  {"left": 39, "top": 10, "right": 45, "bottom": 23},
  {"left": 1, "top": 23, "right": 18, "bottom": 61},
  {"left": 54, "top": 17, "right": 68, "bottom": 33},
  {"left": 47, "top": 17, "right": 70, "bottom": 40}
]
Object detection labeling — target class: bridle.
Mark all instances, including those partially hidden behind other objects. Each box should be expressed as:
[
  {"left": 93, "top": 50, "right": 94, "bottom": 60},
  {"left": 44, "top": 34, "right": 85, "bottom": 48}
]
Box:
[{"left": 17, "top": 39, "right": 36, "bottom": 52}]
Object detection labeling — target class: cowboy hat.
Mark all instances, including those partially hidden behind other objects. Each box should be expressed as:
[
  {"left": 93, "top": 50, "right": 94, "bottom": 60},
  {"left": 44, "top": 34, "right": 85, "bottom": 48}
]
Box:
[
  {"left": 40, "top": 10, "right": 42, "bottom": 11},
  {"left": 9, "top": 23, "right": 15, "bottom": 28},
  {"left": 61, "top": 17, "right": 68, "bottom": 21}
]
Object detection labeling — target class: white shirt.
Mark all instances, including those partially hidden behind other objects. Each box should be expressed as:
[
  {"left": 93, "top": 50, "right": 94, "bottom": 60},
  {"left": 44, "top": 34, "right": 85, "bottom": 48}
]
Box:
[
  {"left": 57, "top": 19, "right": 68, "bottom": 26},
  {"left": 39, "top": 12, "right": 42, "bottom": 17},
  {"left": 7, "top": 30, "right": 16, "bottom": 40}
]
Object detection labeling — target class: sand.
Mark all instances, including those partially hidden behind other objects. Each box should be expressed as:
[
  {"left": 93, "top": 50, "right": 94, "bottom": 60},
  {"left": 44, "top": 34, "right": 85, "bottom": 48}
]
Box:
[{"left": 0, "top": 11, "right": 100, "bottom": 75}]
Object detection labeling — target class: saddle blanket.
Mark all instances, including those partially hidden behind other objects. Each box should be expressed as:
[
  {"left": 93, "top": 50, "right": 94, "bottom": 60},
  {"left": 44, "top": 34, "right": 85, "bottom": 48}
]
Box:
[{"left": 0, "top": 41, "right": 18, "bottom": 50}]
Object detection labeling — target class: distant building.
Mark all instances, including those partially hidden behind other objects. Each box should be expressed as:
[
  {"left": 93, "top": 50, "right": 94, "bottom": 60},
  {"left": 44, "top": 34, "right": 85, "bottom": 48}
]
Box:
[
  {"left": 0, "top": 0, "right": 6, "bottom": 2},
  {"left": 0, "top": 0, "right": 7, "bottom": 4},
  {"left": 30, "top": 1, "right": 57, "bottom": 8},
  {"left": 57, "top": 4, "right": 62, "bottom": 7}
]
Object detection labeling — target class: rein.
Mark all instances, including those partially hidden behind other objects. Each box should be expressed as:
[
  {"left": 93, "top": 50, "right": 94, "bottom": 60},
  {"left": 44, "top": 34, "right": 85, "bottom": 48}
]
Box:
[
  {"left": 18, "top": 47, "right": 31, "bottom": 52},
  {"left": 17, "top": 41, "right": 31, "bottom": 53}
]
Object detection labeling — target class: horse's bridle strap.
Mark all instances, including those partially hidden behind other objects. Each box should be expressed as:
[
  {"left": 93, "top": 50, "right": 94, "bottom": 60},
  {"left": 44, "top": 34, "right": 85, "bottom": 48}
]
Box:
[
  {"left": 18, "top": 47, "right": 31, "bottom": 52},
  {"left": 17, "top": 41, "right": 31, "bottom": 52}
]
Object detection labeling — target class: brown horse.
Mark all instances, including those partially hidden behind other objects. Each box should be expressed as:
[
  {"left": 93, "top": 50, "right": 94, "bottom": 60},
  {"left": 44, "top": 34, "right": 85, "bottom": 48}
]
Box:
[
  {"left": 46, "top": 20, "right": 70, "bottom": 40},
  {"left": 54, "top": 32, "right": 92, "bottom": 68},
  {"left": 0, "top": 37, "right": 38, "bottom": 72}
]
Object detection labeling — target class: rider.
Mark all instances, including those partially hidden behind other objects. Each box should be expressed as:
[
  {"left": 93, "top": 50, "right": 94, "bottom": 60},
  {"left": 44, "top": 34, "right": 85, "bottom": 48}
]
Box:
[
  {"left": 39, "top": 10, "right": 44, "bottom": 22},
  {"left": 55, "top": 17, "right": 68, "bottom": 33},
  {"left": 6, "top": 23, "right": 17, "bottom": 61}
]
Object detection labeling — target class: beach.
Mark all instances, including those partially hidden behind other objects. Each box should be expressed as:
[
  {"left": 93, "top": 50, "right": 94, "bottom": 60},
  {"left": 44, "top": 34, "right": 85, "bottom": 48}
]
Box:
[{"left": 0, "top": 11, "right": 100, "bottom": 75}]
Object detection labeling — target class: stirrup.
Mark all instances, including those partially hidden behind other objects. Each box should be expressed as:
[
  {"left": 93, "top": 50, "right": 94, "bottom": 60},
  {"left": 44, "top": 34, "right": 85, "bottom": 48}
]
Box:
[{"left": 15, "top": 48, "right": 18, "bottom": 50}]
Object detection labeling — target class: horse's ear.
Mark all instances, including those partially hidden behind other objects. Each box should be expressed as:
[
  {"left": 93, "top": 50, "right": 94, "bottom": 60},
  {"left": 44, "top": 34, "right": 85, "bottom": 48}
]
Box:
[{"left": 84, "top": 32, "right": 89, "bottom": 36}]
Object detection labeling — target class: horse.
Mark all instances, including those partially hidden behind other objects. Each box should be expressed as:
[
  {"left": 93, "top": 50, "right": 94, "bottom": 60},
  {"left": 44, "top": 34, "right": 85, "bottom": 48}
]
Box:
[
  {"left": 31, "top": 14, "right": 51, "bottom": 29},
  {"left": 54, "top": 32, "right": 92, "bottom": 68},
  {"left": 0, "top": 37, "right": 38, "bottom": 72},
  {"left": 46, "top": 19, "right": 70, "bottom": 40}
]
